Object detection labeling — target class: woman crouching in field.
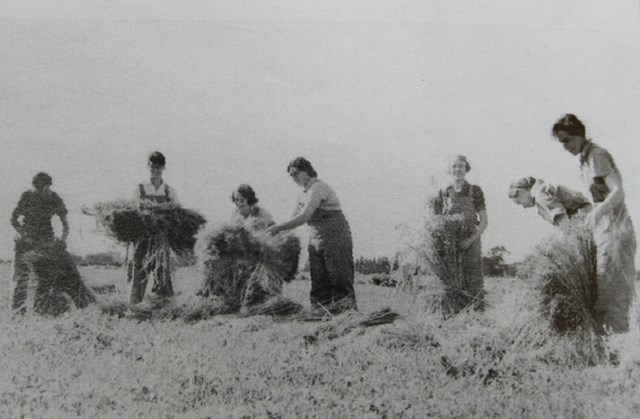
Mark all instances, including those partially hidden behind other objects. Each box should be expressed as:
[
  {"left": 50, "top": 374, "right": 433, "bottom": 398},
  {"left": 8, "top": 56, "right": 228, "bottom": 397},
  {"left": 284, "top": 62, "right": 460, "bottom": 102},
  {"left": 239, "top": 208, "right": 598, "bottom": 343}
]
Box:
[
  {"left": 229, "top": 184, "right": 275, "bottom": 231},
  {"left": 266, "top": 157, "right": 356, "bottom": 314},
  {"left": 551, "top": 114, "right": 636, "bottom": 334},
  {"left": 197, "top": 184, "right": 287, "bottom": 306},
  {"left": 431, "top": 155, "right": 488, "bottom": 312},
  {"left": 509, "top": 177, "right": 592, "bottom": 225}
]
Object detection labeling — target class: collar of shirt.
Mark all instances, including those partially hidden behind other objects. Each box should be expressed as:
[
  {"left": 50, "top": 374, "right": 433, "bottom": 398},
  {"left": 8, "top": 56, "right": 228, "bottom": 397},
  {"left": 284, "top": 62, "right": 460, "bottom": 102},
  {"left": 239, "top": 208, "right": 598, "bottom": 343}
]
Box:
[
  {"left": 304, "top": 177, "right": 319, "bottom": 192},
  {"left": 579, "top": 140, "right": 594, "bottom": 166},
  {"left": 449, "top": 180, "right": 469, "bottom": 194},
  {"left": 142, "top": 181, "right": 168, "bottom": 195}
]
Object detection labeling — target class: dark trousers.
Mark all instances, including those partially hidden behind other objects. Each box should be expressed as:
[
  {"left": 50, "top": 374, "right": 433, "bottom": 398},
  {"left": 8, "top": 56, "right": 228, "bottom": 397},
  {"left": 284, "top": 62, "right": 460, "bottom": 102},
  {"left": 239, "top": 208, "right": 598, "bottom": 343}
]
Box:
[
  {"left": 12, "top": 247, "right": 32, "bottom": 311},
  {"left": 308, "top": 243, "right": 356, "bottom": 311},
  {"left": 129, "top": 238, "right": 173, "bottom": 304}
]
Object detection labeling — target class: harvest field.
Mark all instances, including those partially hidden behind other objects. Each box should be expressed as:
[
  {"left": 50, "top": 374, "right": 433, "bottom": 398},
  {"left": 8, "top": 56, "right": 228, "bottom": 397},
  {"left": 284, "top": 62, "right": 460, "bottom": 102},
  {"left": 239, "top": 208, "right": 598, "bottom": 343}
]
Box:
[{"left": 1, "top": 263, "right": 639, "bottom": 418}]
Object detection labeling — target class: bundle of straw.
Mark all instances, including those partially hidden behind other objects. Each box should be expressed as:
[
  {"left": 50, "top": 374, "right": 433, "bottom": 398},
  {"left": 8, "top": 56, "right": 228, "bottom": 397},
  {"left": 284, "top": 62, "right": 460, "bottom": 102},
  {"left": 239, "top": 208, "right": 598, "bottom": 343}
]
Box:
[
  {"left": 98, "top": 296, "right": 236, "bottom": 322},
  {"left": 419, "top": 213, "right": 475, "bottom": 314},
  {"left": 523, "top": 220, "right": 598, "bottom": 333},
  {"left": 198, "top": 226, "right": 301, "bottom": 311},
  {"left": 91, "top": 201, "right": 146, "bottom": 243},
  {"left": 23, "top": 240, "right": 96, "bottom": 316},
  {"left": 241, "top": 295, "right": 303, "bottom": 317},
  {"left": 301, "top": 308, "right": 400, "bottom": 344},
  {"left": 92, "top": 201, "right": 206, "bottom": 258}
]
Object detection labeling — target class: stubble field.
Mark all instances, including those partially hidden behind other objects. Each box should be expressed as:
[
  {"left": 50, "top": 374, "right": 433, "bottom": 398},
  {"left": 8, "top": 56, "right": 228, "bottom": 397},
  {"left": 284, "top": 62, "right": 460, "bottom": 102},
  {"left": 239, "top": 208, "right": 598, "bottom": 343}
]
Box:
[{"left": 1, "top": 263, "right": 639, "bottom": 418}]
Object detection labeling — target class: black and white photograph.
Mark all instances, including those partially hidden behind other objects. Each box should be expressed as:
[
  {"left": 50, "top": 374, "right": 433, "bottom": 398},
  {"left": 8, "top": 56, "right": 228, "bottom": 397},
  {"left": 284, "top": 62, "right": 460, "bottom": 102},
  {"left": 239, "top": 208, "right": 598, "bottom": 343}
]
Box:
[{"left": 1, "top": 1, "right": 639, "bottom": 417}]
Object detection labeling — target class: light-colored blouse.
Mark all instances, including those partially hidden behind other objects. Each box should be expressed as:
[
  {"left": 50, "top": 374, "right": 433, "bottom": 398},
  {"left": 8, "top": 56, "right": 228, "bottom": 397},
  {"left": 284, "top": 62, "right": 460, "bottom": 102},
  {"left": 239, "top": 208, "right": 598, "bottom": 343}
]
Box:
[
  {"left": 293, "top": 178, "right": 341, "bottom": 217},
  {"left": 579, "top": 141, "right": 621, "bottom": 204},
  {"left": 530, "top": 179, "right": 590, "bottom": 225},
  {"left": 133, "top": 181, "right": 179, "bottom": 205},
  {"left": 230, "top": 205, "right": 275, "bottom": 231}
]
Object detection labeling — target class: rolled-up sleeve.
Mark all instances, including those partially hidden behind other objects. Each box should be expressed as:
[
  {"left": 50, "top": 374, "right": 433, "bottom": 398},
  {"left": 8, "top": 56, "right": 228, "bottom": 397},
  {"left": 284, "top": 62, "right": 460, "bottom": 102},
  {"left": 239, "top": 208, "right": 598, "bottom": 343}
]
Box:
[
  {"left": 534, "top": 184, "right": 566, "bottom": 225},
  {"left": 471, "top": 186, "right": 486, "bottom": 212}
]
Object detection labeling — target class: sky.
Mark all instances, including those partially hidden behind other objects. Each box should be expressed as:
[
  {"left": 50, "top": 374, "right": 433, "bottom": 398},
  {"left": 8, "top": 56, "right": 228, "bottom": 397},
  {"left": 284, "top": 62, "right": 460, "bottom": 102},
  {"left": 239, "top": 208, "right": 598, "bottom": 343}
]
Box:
[{"left": 1, "top": 0, "right": 639, "bottom": 265}]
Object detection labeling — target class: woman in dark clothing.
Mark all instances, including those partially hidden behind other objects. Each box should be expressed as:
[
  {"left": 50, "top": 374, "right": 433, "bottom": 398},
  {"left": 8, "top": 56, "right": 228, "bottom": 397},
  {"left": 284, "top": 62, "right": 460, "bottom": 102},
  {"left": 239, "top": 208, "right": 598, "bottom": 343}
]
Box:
[
  {"left": 266, "top": 157, "right": 356, "bottom": 314},
  {"left": 432, "top": 155, "right": 488, "bottom": 311},
  {"left": 11, "top": 172, "right": 94, "bottom": 314}
]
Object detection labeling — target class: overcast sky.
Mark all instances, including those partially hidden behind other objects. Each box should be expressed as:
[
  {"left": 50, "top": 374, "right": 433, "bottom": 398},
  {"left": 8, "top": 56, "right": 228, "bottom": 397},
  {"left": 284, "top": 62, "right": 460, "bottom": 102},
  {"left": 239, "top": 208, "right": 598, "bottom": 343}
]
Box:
[{"left": 1, "top": 1, "right": 639, "bottom": 265}]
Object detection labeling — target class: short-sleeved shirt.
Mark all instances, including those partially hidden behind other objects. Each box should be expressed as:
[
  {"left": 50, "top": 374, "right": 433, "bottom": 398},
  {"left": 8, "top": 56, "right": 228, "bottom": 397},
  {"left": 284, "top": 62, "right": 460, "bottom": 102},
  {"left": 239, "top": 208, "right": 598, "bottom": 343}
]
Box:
[
  {"left": 229, "top": 205, "right": 275, "bottom": 231},
  {"left": 134, "top": 181, "right": 179, "bottom": 205},
  {"left": 579, "top": 141, "right": 620, "bottom": 203},
  {"left": 293, "top": 178, "right": 341, "bottom": 217},
  {"left": 12, "top": 190, "right": 68, "bottom": 239},
  {"left": 432, "top": 181, "right": 485, "bottom": 215},
  {"left": 531, "top": 179, "right": 590, "bottom": 225}
]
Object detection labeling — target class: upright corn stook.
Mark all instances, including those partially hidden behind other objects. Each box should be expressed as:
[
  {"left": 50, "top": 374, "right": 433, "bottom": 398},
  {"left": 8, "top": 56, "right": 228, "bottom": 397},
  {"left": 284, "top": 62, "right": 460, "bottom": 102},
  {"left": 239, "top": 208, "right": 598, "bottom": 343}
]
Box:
[
  {"left": 198, "top": 225, "right": 301, "bottom": 314},
  {"left": 519, "top": 219, "right": 598, "bottom": 334}
]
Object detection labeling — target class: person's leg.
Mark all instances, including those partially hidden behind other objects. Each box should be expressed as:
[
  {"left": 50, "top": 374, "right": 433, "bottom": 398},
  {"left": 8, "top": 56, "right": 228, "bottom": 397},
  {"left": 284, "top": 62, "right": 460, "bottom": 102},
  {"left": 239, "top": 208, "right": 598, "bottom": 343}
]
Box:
[
  {"left": 11, "top": 248, "right": 30, "bottom": 312},
  {"left": 308, "top": 244, "right": 333, "bottom": 310},
  {"left": 323, "top": 242, "right": 357, "bottom": 312},
  {"left": 592, "top": 217, "right": 636, "bottom": 333},
  {"left": 461, "top": 239, "right": 484, "bottom": 311},
  {"left": 152, "top": 251, "right": 174, "bottom": 298},
  {"left": 130, "top": 240, "right": 150, "bottom": 304}
]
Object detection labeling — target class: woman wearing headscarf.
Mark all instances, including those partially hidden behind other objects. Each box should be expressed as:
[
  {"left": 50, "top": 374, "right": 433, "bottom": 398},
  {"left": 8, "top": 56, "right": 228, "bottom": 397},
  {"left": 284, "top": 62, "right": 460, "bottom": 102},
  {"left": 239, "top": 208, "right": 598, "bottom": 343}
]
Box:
[
  {"left": 432, "top": 155, "right": 488, "bottom": 311},
  {"left": 266, "top": 157, "right": 356, "bottom": 314},
  {"left": 551, "top": 114, "right": 636, "bottom": 333},
  {"left": 509, "top": 177, "right": 592, "bottom": 225}
]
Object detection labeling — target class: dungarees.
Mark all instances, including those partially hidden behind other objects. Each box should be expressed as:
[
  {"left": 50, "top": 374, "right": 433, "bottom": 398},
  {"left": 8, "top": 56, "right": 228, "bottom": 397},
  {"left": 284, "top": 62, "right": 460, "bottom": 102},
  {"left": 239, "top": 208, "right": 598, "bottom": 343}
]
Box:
[
  {"left": 129, "top": 184, "right": 173, "bottom": 304},
  {"left": 580, "top": 143, "right": 636, "bottom": 333},
  {"left": 307, "top": 208, "right": 356, "bottom": 311},
  {"left": 442, "top": 191, "right": 484, "bottom": 310}
]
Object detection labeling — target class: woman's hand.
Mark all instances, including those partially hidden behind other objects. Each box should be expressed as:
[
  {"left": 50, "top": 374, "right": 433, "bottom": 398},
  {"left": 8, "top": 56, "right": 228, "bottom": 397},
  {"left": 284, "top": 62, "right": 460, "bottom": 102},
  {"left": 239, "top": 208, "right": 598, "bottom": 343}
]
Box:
[
  {"left": 265, "top": 225, "right": 283, "bottom": 236},
  {"left": 14, "top": 225, "right": 25, "bottom": 238},
  {"left": 584, "top": 207, "right": 602, "bottom": 229}
]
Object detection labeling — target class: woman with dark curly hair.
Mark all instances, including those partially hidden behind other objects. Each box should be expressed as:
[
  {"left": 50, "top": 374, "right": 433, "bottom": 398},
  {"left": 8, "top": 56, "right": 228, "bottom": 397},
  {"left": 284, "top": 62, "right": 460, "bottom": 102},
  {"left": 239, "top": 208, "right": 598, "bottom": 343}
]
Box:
[
  {"left": 229, "top": 184, "right": 275, "bottom": 231},
  {"left": 509, "top": 177, "right": 592, "bottom": 225},
  {"left": 551, "top": 114, "right": 636, "bottom": 333},
  {"left": 267, "top": 157, "right": 356, "bottom": 314}
]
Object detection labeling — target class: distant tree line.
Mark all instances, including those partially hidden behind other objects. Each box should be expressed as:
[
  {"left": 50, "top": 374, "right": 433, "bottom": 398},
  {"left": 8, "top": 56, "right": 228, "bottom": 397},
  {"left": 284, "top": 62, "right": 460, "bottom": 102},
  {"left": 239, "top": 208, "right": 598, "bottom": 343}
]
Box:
[
  {"left": 71, "top": 252, "right": 123, "bottom": 267},
  {"left": 71, "top": 251, "right": 199, "bottom": 267},
  {"left": 482, "top": 246, "right": 518, "bottom": 277},
  {"left": 358, "top": 245, "right": 519, "bottom": 279},
  {"left": 354, "top": 256, "right": 392, "bottom": 275}
]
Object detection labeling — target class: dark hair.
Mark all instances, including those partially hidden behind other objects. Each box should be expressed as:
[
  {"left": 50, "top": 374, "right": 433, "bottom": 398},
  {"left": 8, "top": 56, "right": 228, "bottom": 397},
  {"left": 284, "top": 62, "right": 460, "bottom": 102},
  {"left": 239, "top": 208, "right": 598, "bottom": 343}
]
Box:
[
  {"left": 32, "top": 172, "right": 52, "bottom": 188},
  {"left": 508, "top": 176, "right": 536, "bottom": 198},
  {"left": 232, "top": 184, "right": 259, "bottom": 206},
  {"left": 148, "top": 151, "right": 166, "bottom": 167},
  {"left": 287, "top": 157, "right": 318, "bottom": 178},
  {"left": 448, "top": 154, "right": 471, "bottom": 173},
  {"left": 552, "top": 114, "right": 586, "bottom": 138}
]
